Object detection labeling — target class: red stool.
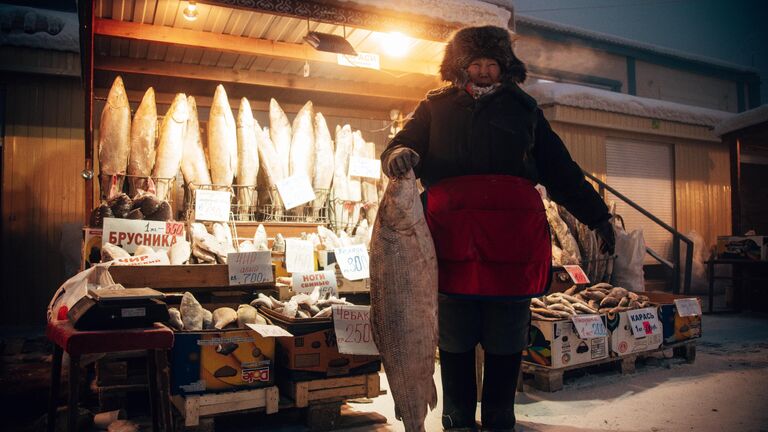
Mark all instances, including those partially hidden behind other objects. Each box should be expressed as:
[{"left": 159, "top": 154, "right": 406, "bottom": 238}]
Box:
[{"left": 46, "top": 320, "right": 174, "bottom": 432}]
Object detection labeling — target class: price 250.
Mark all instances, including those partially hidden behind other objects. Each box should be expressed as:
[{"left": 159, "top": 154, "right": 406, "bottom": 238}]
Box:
[{"left": 343, "top": 323, "right": 372, "bottom": 343}]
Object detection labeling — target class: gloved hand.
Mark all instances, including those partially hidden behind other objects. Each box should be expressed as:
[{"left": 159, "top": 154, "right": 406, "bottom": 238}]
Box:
[
  {"left": 385, "top": 148, "right": 420, "bottom": 178},
  {"left": 593, "top": 220, "right": 616, "bottom": 256}
]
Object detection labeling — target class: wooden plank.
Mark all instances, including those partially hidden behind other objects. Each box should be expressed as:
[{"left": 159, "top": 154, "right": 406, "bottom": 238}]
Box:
[
  {"left": 185, "top": 395, "right": 200, "bottom": 427},
  {"left": 295, "top": 381, "right": 309, "bottom": 408},
  {"left": 95, "top": 56, "right": 426, "bottom": 102},
  {"left": 309, "top": 385, "right": 367, "bottom": 402},
  {"left": 266, "top": 386, "right": 279, "bottom": 414},
  {"left": 94, "top": 18, "right": 439, "bottom": 77},
  {"left": 306, "top": 375, "right": 366, "bottom": 391},
  {"left": 197, "top": 387, "right": 268, "bottom": 405},
  {"left": 198, "top": 395, "right": 267, "bottom": 416},
  {"left": 365, "top": 373, "right": 380, "bottom": 399},
  {"left": 108, "top": 264, "right": 274, "bottom": 289}
]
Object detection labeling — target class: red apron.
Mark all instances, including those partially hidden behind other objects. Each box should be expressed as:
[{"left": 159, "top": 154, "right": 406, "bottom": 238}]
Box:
[{"left": 425, "top": 175, "right": 551, "bottom": 298}]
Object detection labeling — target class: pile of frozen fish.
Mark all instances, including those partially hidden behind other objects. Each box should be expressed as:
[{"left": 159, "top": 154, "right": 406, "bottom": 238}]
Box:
[
  {"left": 166, "top": 292, "right": 271, "bottom": 331},
  {"left": 530, "top": 283, "right": 652, "bottom": 320},
  {"left": 251, "top": 288, "right": 353, "bottom": 320}
]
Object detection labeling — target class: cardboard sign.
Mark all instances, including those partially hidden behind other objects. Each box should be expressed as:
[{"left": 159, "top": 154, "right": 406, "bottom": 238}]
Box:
[
  {"left": 332, "top": 305, "right": 379, "bottom": 356},
  {"left": 334, "top": 245, "right": 370, "bottom": 280},
  {"left": 276, "top": 174, "right": 316, "bottom": 210},
  {"left": 571, "top": 314, "right": 607, "bottom": 339},
  {"left": 112, "top": 253, "right": 168, "bottom": 266},
  {"left": 228, "top": 251, "right": 273, "bottom": 285},
  {"left": 246, "top": 323, "right": 294, "bottom": 338},
  {"left": 337, "top": 52, "right": 381, "bottom": 70},
  {"left": 627, "top": 307, "right": 662, "bottom": 339},
  {"left": 348, "top": 156, "right": 382, "bottom": 179},
  {"left": 563, "top": 265, "right": 590, "bottom": 285},
  {"left": 292, "top": 271, "right": 338, "bottom": 298},
  {"left": 102, "top": 218, "right": 186, "bottom": 253},
  {"left": 285, "top": 239, "right": 315, "bottom": 273},
  {"left": 193, "top": 189, "right": 231, "bottom": 222},
  {"left": 674, "top": 298, "right": 702, "bottom": 317}
]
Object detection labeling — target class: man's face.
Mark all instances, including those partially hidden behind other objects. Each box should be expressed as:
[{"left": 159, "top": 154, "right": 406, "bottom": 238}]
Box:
[{"left": 466, "top": 58, "right": 501, "bottom": 86}]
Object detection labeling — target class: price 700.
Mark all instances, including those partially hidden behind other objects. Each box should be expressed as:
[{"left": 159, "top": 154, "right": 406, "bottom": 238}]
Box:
[{"left": 243, "top": 272, "right": 266, "bottom": 284}]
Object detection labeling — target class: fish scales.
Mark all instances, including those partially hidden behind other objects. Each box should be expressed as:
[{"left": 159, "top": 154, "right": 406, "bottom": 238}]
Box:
[
  {"left": 152, "top": 93, "right": 189, "bottom": 200},
  {"left": 370, "top": 170, "right": 437, "bottom": 432},
  {"left": 312, "top": 112, "right": 334, "bottom": 213},
  {"left": 180, "top": 96, "right": 212, "bottom": 187},
  {"left": 209, "top": 85, "right": 237, "bottom": 187},
  {"left": 235, "top": 98, "right": 259, "bottom": 215},
  {"left": 98, "top": 76, "right": 131, "bottom": 198},
  {"left": 127, "top": 87, "right": 157, "bottom": 197}
]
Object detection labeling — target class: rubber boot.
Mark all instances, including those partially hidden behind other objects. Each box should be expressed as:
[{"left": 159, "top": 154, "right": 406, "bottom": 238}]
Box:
[
  {"left": 480, "top": 351, "right": 522, "bottom": 431},
  {"left": 440, "top": 349, "right": 478, "bottom": 431}
]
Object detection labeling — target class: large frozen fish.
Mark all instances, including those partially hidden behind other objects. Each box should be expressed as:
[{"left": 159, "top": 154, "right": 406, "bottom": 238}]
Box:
[
  {"left": 180, "top": 96, "right": 212, "bottom": 187},
  {"left": 180, "top": 292, "right": 204, "bottom": 331},
  {"left": 98, "top": 76, "right": 131, "bottom": 198},
  {"left": 370, "top": 170, "right": 438, "bottom": 432},
  {"left": 332, "top": 125, "right": 354, "bottom": 230},
  {"left": 269, "top": 98, "right": 292, "bottom": 180},
  {"left": 236, "top": 304, "right": 260, "bottom": 327},
  {"left": 152, "top": 93, "right": 189, "bottom": 200},
  {"left": 255, "top": 121, "right": 284, "bottom": 213},
  {"left": 348, "top": 130, "right": 366, "bottom": 202},
  {"left": 312, "top": 112, "right": 335, "bottom": 213},
  {"left": 127, "top": 87, "right": 157, "bottom": 197},
  {"left": 209, "top": 85, "right": 237, "bottom": 187},
  {"left": 235, "top": 98, "right": 259, "bottom": 215},
  {"left": 289, "top": 101, "right": 315, "bottom": 181},
  {"left": 212, "top": 307, "right": 238, "bottom": 329},
  {"left": 362, "top": 141, "right": 379, "bottom": 226}
]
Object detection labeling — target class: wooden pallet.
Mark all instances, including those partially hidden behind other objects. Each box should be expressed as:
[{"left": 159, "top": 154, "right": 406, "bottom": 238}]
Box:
[
  {"left": 170, "top": 386, "right": 279, "bottom": 428},
  {"left": 279, "top": 373, "right": 380, "bottom": 409},
  {"left": 521, "top": 339, "right": 697, "bottom": 392}
]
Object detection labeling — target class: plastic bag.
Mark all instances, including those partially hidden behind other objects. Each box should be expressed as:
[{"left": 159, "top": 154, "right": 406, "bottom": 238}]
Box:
[
  {"left": 612, "top": 225, "right": 646, "bottom": 291},
  {"left": 47, "top": 262, "right": 115, "bottom": 322}
]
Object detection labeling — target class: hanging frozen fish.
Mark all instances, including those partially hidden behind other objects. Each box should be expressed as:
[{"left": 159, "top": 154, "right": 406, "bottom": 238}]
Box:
[
  {"left": 289, "top": 100, "right": 315, "bottom": 181},
  {"left": 209, "top": 84, "right": 237, "bottom": 187},
  {"left": 255, "top": 120, "right": 284, "bottom": 215},
  {"left": 212, "top": 307, "right": 238, "bottom": 329},
  {"left": 98, "top": 76, "right": 131, "bottom": 198},
  {"left": 152, "top": 93, "right": 189, "bottom": 200},
  {"left": 348, "top": 130, "right": 366, "bottom": 202},
  {"left": 269, "top": 98, "right": 292, "bottom": 180},
  {"left": 127, "top": 87, "right": 157, "bottom": 197},
  {"left": 312, "top": 112, "right": 335, "bottom": 215},
  {"left": 332, "top": 125, "right": 354, "bottom": 230},
  {"left": 370, "top": 170, "right": 438, "bottom": 432},
  {"left": 235, "top": 98, "right": 259, "bottom": 217},
  {"left": 180, "top": 96, "right": 212, "bottom": 188},
  {"left": 180, "top": 292, "right": 204, "bottom": 331},
  {"left": 362, "top": 141, "right": 379, "bottom": 226}
]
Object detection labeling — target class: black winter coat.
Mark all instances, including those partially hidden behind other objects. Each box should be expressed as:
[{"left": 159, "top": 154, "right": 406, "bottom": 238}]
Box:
[{"left": 381, "top": 83, "right": 610, "bottom": 229}]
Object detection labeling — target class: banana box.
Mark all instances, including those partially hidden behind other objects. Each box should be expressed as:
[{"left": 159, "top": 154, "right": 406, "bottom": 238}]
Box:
[
  {"left": 170, "top": 329, "right": 275, "bottom": 395},
  {"left": 523, "top": 318, "right": 609, "bottom": 369},
  {"left": 605, "top": 309, "right": 663, "bottom": 356},
  {"left": 645, "top": 292, "right": 702, "bottom": 344}
]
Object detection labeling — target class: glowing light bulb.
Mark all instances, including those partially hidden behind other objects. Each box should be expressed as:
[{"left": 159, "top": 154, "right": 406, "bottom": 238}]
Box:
[
  {"left": 183, "top": 1, "right": 199, "bottom": 21},
  {"left": 382, "top": 32, "right": 410, "bottom": 58}
]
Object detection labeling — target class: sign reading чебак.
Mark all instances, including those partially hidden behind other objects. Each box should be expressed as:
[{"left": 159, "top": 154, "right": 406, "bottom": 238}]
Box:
[{"left": 102, "top": 218, "right": 186, "bottom": 254}]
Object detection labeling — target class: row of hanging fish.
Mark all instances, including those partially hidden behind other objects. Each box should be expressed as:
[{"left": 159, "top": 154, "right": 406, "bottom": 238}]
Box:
[
  {"left": 530, "top": 283, "right": 653, "bottom": 320},
  {"left": 251, "top": 288, "right": 353, "bottom": 320},
  {"left": 167, "top": 291, "right": 272, "bottom": 331},
  {"left": 97, "top": 76, "right": 384, "bottom": 222}
]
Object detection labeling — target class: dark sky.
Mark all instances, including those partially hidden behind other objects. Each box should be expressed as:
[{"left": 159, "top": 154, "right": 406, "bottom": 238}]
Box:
[{"left": 512, "top": 0, "right": 768, "bottom": 107}]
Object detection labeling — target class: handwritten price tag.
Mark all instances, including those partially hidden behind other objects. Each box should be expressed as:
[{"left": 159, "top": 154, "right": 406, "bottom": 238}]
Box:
[
  {"left": 285, "top": 239, "right": 315, "bottom": 273},
  {"left": 292, "top": 271, "right": 338, "bottom": 298},
  {"left": 102, "top": 218, "right": 186, "bottom": 253},
  {"left": 194, "top": 189, "right": 231, "bottom": 222},
  {"left": 627, "top": 307, "right": 662, "bottom": 339},
  {"left": 674, "top": 298, "right": 702, "bottom": 317},
  {"left": 246, "top": 323, "right": 293, "bottom": 338},
  {"left": 563, "top": 265, "right": 590, "bottom": 285},
  {"left": 332, "top": 305, "right": 379, "bottom": 356},
  {"left": 227, "top": 251, "right": 273, "bottom": 285},
  {"left": 571, "top": 314, "right": 607, "bottom": 339},
  {"left": 348, "top": 156, "right": 382, "bottom": 179},
  {"left": 334, "top": 245, "right": 370, "bottom": 280},
  {"left": 276, "top": 174, "right": 316, "bottom": 210}
]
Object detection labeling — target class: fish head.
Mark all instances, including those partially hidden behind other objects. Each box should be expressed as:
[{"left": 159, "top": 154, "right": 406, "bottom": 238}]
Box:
[{"left": 378, "top": 170, "right": 421, "bottom": 230}]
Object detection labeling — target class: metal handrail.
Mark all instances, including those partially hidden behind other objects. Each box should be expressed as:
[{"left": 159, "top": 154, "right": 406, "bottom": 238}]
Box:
[{"left": 583, "top": 170, "right": 693, "bottom": 294}]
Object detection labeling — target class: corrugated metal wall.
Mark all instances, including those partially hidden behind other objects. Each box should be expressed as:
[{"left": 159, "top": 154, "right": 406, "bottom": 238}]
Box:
[{"left": 1, "top": 76, "right": 85, "bottom": 326}]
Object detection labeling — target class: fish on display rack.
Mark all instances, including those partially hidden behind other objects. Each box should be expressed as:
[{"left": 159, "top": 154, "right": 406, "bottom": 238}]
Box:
[
  {"left": 98, "top": 76, "right": 131, "bottom": 198},
  {"left": 289, "top": 100, "right": 315, "bottom": 181},
  {"left": 208, "top": 84, "right": 237, "bottom": 187},
  {"left": 269, "top": 98, "right": 292, "bottom": 181},
  {"left": 362, "top": 141, "right": 379, "bottom": 226},
  {"left": 235, "top": 98, "right": 260, "bottom": 216},
  {"left": 152, "top": 93, "right": 189, "bottom": 200},
  {"left": 332, "top": 125, "right": 354, "bottom": 230},
  {"left": 312, "top": 111, "right": 335, "bottom": 214},
  {"left": 127, "top": 87, "right": 157, "bottom": 197},
  {"left": 180, "top": 96, "right": 212, "bottom": 188},
  {"left": 255, "top": 120, "right": 284, "bottom": 215}
]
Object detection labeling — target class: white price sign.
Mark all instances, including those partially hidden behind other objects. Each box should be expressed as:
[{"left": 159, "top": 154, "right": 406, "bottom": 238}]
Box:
[
  {"left": 348, "top": 156, "right": 382, "bottom": 179},
  {"left": 571, "top": 314, "right": 607, "bottom": 339},
  {"left": 563, "top": 265, "right": 590, "bottom": 285},
  {"left": 285, "top": 239, "right": 315, "bottom": 273},
  {"left": 292, "top": 271, "right": 338, "bottom": 298},
  {"left": 194, "top": 189, "right": 231, "bottom": 222},
  {"left": 246, "top": 323, "right": 293, "bottom": 338},
  {"left": 674, "top": 298, "right": 702, "bottom": 317},
  {"left": 276, "top": 174, "right": 316, "bottom": 210},
  {"left": 102, "top": 218, "right": 186, "bottom": 254},
  {"left": 332, "top": 305, "right": 379, "bottom": 356},
  {"left": 627, "top": 307, "right": 662, "bottom": 339},
  {"left": 227, "top": 251, "right": 273, "bottom": 285},
  {"left": 334, "top": 245, "right": 370, "bottom": 280}
]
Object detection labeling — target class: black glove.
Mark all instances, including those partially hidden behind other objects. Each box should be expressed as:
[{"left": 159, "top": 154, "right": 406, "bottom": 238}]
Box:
[
  {"left": 593, "top": 220, "right": 616, "bottom": 256},
  {"left": 385, "top": 148, "right": 420, "bottom": 178}
]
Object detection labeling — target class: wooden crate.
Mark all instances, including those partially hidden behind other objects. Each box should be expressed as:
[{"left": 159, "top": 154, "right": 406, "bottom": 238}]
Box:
[
  {"left": 170, "top": 386, "right": 279, "bottom": 427},
  {"left": 108, "top": 264, "right": 274, "bottom": 290},
  {"left": 279, "top": 373, "right": 380, "bottom": 408}
]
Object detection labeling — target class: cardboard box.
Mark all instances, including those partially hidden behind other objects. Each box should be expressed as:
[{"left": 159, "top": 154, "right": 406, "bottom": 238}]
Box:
[
  {"left": 716, "top": 235, "right": 768, "bottom": 261},
  {"left": 170, "top": 329, "right": 275, "bottom": 395},
  {"left": 645, "top": 292, "right": 702, "bottom": 345},
  {"left": 82, "top": 228, "right": 103, "bottom": 270},
  {"left": 523, "top": 318, "right": 609, "bottom": 368},
  {"left": 605, "top": 310, "right": 663, "bottom": 356}
]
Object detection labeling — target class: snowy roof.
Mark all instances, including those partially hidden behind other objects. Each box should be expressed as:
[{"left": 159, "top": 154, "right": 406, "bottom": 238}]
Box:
[
  {"left": 516, "top": 15, "right": 759, "bottom": 75},
  {"left": 713, "top": 105, "right": 768, "bottom": 136},
  {"left": 0, "top": 5, "right": 79, "bottom": 53},
  {"left": 525, "top": 82, "right": 733, "bottom": 127},
  {"left": 336, "top": 0, "right": 512, "bottom": 29}
]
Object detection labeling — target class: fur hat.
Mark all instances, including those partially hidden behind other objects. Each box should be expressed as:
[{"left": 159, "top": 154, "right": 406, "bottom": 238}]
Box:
[{"left": 439, "top": 25, "right": 527, "bottom": 85}]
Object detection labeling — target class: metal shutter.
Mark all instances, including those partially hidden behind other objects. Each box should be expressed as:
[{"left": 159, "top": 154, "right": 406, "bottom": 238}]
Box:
[{"left": 606, "top": 139, "right": 675, "bottom": 262}]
